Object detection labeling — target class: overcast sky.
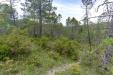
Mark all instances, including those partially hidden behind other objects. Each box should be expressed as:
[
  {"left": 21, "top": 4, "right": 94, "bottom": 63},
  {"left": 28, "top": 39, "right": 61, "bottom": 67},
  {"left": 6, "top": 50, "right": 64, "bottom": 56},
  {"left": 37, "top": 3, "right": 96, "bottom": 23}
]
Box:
[
  {"left": 53, "top": 0, "right": 84, "bottom": 25},
  {"left": 53, "top": 0, "right": 113, "bottom": 25},
  {"left": 0, "top": 0, "right": 113, "bottom": 25}
]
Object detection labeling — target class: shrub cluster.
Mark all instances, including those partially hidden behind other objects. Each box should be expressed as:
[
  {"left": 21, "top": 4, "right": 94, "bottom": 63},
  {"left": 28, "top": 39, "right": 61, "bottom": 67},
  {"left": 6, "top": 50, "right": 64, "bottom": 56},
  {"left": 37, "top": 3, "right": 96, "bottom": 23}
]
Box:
[
  {"left": 50, "top": 37, "right": 81, "bottom": 60},
  {"left": 34, "top": 37, "right": 81, "bottom": 60},
  {"left": 0, "top": 28, "right": 33, "bottom": 60}
]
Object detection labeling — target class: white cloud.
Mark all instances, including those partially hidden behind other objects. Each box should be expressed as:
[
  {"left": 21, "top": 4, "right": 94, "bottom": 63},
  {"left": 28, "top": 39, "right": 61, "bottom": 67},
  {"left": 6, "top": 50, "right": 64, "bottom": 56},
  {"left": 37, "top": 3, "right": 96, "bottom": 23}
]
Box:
[{"left": 53, "top": 1, "right": 84, "bottom": 25}]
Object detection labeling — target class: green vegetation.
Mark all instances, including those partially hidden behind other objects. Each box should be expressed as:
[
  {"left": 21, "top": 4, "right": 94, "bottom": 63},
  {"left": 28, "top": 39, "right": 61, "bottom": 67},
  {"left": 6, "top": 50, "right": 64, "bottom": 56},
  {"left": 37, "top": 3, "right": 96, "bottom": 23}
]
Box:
[
  {"left": 0, "top": 0, "right": 113, "bottom": 75},
  {"left": 0, "top": 28, "right": 79, "bottom": 75},
  {"left": 0, "top": 47, "right": 72, "bottom": 75},
  {"left": 55, "top": 63, "right": 80, "bottom": 75},
  {"left": 0, "top": 28, "right": 32, "bottom": 60}
]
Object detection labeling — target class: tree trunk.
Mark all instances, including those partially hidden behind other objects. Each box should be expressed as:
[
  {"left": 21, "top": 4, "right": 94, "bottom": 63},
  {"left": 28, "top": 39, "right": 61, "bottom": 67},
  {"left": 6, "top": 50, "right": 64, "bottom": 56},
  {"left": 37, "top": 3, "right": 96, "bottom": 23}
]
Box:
[{"left": 38, "top": 0, "right": 42, "bottom": 37}]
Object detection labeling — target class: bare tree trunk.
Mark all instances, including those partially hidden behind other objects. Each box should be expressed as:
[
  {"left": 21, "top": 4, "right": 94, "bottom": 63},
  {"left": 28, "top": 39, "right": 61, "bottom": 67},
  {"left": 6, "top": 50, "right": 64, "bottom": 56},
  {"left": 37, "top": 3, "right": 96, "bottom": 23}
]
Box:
[
  {"left": 39, "top": 0, "right": 42, "bottom": 37},
  {"left": 86, "top": 5, "right": 92, "bottom": 50},
  {"left": 10, "top": 0, "right": 16, "bottom": 26}
]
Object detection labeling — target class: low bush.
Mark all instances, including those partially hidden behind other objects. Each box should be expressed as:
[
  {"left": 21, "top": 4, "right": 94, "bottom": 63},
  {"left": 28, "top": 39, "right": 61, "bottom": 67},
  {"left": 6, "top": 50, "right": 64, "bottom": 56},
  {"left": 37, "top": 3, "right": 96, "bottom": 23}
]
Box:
[
  {"left": 70, "top": 63, "right": 80, "bottom": 75},
  {"left": 34, "top": 37, "right": 81, "bottom": 60},
  {"left": 33, "top": 36, "right": 49, "bottom": 49},
  {"left": 48, "top": 51, "right": 61, "bottom": 60},
  {"left": 0, "top": 28, "right": 33, "bottom": 60},
  {"left": 33, "top": 37, "right": 81, "bottom": 60},
  {"left": 47, "top": 37, "right": 81, "bottom": 60}
]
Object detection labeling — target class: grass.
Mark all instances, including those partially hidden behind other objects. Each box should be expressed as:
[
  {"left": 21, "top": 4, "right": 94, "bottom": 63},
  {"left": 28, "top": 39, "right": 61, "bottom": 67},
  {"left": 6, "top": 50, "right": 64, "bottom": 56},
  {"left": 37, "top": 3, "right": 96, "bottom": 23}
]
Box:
[
  {"left": 55, "top": 63, "right": 80, "bottom": 75},
  {"left": 0, "top": 47, "right": 73, "bottom": 75}
]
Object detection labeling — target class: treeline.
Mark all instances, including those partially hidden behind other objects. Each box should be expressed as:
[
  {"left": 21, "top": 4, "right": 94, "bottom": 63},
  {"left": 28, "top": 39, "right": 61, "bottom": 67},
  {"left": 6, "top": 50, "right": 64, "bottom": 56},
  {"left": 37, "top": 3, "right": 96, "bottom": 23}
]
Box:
[
  {"left": 0, "top": 0, "right": 81, "bottom": 39},
  {"left": 0, "top": 0, "right": 108, "bottom": 43}
]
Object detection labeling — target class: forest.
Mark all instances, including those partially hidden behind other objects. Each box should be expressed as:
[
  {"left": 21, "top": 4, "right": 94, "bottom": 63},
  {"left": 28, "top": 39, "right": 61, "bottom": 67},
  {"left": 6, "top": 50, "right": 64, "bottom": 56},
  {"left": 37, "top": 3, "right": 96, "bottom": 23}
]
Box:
[{"left": 0, "top": 0, "right": 113, "bottom": 75}]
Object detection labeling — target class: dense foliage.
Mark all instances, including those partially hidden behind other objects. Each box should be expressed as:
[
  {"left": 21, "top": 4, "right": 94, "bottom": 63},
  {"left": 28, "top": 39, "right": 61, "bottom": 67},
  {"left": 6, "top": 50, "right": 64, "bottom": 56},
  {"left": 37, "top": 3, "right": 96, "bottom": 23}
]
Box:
[
  {"left": 0, "top": 0, "right": 113, "bottom": 75},
  {"left": 0, "top": 28, "right": 33, "bottom": 60}
]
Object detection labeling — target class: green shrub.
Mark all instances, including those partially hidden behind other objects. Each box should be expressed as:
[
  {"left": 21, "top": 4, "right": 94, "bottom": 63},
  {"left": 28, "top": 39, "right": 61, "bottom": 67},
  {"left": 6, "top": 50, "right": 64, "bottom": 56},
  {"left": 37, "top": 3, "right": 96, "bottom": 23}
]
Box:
[
  {"left": 0, "top": 28, "right": 33, "bottom": 60},
  {"left": 0, "top": 44, "right": 11, "bottom": 60},
  {"left": 47, "top": 37, "right": 81, "bottom": 60},
  {"left": 70, "top": 63, "right": 80, "bottom": 75},
  {"left": 29, "top": 36, "right": 81, "bottom": 60},
  {"left": 34, "top": 36, "right": 49, "bottom": 49},
  {"left": 48, "top": 51, "right": 61, "bottom": 60}
]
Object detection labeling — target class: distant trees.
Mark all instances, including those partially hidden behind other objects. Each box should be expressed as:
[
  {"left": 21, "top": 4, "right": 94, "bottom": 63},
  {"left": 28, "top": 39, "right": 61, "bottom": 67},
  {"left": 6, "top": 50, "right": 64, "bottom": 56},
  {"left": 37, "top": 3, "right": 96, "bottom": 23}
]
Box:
[
  {"left": 20, "top": 0, "right": 64, "bottom": 37},
  {"left": 0, "top": 1, "right": 17, "bottom": 26},
  {"left": 0, "top": 4, "right": 11, "bottom": 26},
  {"left": 9, "top": 0, "right": 18, "bottom": 26},
  {"left": 23, "top": 0, "right": 54, "bottom": 37},
  {"left": 66, "top": 17, "right": 80, "bottom": 39},
  {"left": 0, "top": 0, "right": 107, "bottom": 42}
]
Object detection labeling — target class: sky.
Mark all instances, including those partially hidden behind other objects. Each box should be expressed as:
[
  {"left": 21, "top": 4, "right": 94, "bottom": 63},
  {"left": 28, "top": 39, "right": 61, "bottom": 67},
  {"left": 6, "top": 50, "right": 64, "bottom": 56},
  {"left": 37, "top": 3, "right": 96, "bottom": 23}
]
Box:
[
  {"left": 53, "top": 0, "right": 83, "bottom": 25},
  {"left": 0, "top": 0, "right": 113, "bottom": 25},
  {"left": 53, "top": 0, "right": 113, "bottom": 25}
]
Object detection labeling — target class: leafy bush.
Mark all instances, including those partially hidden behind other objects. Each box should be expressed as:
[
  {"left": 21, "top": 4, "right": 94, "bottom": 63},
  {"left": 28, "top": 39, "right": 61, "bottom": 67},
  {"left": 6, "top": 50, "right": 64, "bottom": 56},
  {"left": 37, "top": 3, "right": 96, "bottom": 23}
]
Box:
[
  {"left": 70, "top": 63, "right": 80, "bottom": 75},
  {"left": 33, "top": 36, "right": 49, "bottom": 49},
  {"left": 33, "top": 37, "right": 81, "bottom": 60},
  {"left": 0, "top": 28, "right": 33, "bottom": 60},
  {"left": 47, "top": 37, "right": 81, "bottom": 60},
  {"left": 0, "top": 44, "right": 11, "bottom": 60},
  {"left": 48, "top": 51, "right": 61, "bottom": 60}
]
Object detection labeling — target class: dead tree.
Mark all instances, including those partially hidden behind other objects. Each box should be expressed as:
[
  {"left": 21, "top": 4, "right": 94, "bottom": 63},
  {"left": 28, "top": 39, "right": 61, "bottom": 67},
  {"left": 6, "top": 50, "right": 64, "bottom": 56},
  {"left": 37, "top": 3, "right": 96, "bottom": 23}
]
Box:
[
  {"left": 97, "top": 0, "right": 113, "bottom": 70},
  {"left": 81, "top": 0, "right": 96, "bottom": 50}
]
